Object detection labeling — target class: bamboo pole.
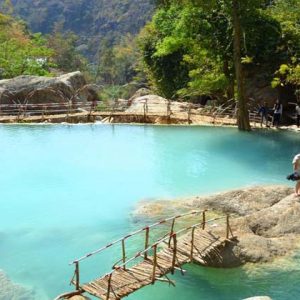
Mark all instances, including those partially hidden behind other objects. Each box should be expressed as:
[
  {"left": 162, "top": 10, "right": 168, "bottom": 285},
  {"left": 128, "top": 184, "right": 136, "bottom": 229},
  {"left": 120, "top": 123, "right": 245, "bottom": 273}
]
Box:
[
  {"left": 167, "top": 99, "right": 171, "bottom": 123},
  {"left": 171, "top": 234, "right": 177, "bottom": 274},
  {"left": 106, "top": 274, "right": 112, "bottom": 300},
  {"left": 168, "top": 219, "right": 176, "bottom": 247},
  {"left": 187, "top": 103, "right": 191, "bottom": 124},
  {"left": 202, "top": 211, "right": 206, "bottom": 230},
  {"left": 144, "top": 227, "right": 150, "bottom": 259},
  {"left": 226, "top": 215, "right": 230, "bottom": 239},
  {"left": 152, "top": 245, "right": 157, "bottom": 284},
  {"left": 190, "top": 227, "right": 196, "bottom": 261},
  {"left": 75, "top": 262, "right": 80, "bottom": 291},
  {"left": 122, "top": 239, "right": 126, "bottom": 270}
]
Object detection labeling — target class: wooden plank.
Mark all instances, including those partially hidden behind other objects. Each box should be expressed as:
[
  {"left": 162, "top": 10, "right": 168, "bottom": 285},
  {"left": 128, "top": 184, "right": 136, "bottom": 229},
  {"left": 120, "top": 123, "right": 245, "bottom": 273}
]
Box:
[{"left": 80, "top": 229, "right": 228, "bottom": 300}]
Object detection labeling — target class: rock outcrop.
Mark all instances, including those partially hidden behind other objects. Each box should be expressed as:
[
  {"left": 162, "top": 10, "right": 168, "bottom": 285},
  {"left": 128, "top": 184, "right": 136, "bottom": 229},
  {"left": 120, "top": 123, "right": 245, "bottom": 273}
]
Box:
[
  {"left": 0, "top": 72, "right": 99, "bottom": 105},
  {"left": 128, "top": 88, "right": 152, "bottom": 102},
  {"left": 133, "top": 185, "right": 300, "bottom": 267},
  {"left": 126, "top": 94, "right": 197, "bottom": 115}
]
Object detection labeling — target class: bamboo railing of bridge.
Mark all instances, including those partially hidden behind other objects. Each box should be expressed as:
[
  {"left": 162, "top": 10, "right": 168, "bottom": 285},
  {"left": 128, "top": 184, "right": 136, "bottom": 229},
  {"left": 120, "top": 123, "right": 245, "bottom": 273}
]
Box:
[
  {"left": 56, "top": 210, "right": 235, "bottom": 300},
  {"left": 0, "top": 92, "right": 262, "bottom": 126}
]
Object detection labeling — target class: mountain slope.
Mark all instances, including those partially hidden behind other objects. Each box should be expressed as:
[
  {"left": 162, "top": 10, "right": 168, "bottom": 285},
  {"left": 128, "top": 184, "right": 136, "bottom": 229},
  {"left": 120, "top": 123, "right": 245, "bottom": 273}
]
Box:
[{"left": 4, "top": 0, "right": 154, "bottom": 55}]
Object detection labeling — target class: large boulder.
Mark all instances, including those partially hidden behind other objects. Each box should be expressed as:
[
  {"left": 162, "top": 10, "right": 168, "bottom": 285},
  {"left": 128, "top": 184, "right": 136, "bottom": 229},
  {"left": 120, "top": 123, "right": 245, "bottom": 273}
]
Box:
[
  {"left": 129, "top": 88, "right": 151, "bottom": 102},
  {"left": 0, "top": 71, "right": 99, "bottom": 105},
  {"left": 133, "top": 185, "right": 300, "bottom": 266},
  {"left": 126, "top": 94, "right": 192, "bottom": 115}
]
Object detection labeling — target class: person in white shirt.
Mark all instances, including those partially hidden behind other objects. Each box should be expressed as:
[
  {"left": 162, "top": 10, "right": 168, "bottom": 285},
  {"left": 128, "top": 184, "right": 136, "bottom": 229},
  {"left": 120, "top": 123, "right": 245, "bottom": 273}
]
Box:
[
  {"left": 296, "top": 102, "right": 300, "bottom": 128},
  {"left": 293, "top": 154, "right": 300, "bottom": 196}
]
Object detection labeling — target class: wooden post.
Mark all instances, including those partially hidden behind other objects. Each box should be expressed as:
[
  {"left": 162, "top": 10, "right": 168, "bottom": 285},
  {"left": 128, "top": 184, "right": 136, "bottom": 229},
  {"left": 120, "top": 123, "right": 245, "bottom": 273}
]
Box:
[
  {"left": 122, "top": 239, "right": 126, "bottom": 270},
  {"left": 168, "top": 219, "right": 176, "bottom": 248},
  {"left": 144, "top": 227, "right": 150, "bottom": 259},
  {"left": 202, "top": 211, "right": 206, "bottom": 230},
  {"left": 167, "top": 99, "right": 171, "bottom": 123},
  {"left": 106, "top": 274, "right": 112, "bottom": 300},
  {"left": 145, "top": 98, "right": 148, "bottom": 114},
  {"left": 187, "top": 103, "right": 191, "bottom": 124},
  {"left": 152, "top": 245, "right": 157, "bottom": 284},
  {"left": 171, "top": 234, "right": 177, "bottom": 274},
  {"left": 17, "top": 105, "right": 21, "bottom": 122},
  {"left": 226, "top": 215, "right": 230, "bottom": 239},
  {"left": 88, "top": 102, "right": 93, "bottom": 122},
  {"left": 75, "top": 262, "right": 80, "bottom": 291},
  {"left": 42, "top": 106, "right": 45, "bottom": 121},
  {"left": 190, "top": 227, "right": 196, "bottom": 261}
]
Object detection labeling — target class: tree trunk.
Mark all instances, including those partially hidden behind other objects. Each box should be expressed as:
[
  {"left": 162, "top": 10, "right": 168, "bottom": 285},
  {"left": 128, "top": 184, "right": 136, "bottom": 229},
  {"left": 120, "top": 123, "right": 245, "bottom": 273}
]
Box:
[
  {"left": 223, "top": 59, "right": 234, "bottom": 100},
  {"left": 232, "top": 0, "right": 251, "bottom": 131}
]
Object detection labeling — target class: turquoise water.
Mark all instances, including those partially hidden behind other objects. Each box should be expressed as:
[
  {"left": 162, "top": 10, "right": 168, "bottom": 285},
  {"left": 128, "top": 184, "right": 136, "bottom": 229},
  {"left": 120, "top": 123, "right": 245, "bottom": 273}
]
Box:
[{"left": 0, "top": 124, "right": 300, "bottom": 300}]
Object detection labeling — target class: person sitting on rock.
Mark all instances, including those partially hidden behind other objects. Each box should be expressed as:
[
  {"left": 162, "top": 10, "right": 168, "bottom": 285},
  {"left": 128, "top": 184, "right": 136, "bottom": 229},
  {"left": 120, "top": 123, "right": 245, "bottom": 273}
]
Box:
[{"left": 293, "top": 153, "right": 300, "bottom": 196}]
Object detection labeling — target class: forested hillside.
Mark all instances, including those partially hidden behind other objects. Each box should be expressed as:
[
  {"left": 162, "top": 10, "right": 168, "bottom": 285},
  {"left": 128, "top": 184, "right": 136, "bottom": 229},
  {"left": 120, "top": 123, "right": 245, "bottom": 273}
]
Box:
[
  {"left": 3, "top": 0, "right": 154, "bottom": 56},
  {"left": 0, "top": 0, "right": 154, "bottom": 90}
]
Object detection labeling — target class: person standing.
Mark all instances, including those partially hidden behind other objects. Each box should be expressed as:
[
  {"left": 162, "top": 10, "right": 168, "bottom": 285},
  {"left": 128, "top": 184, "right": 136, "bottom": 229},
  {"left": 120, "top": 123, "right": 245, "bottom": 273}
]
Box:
[
  {"left": 296, "top": 102, "right": 300, "bottom": 128},
  {"left": 272, "top": 100, "right": 283, "bottom": 128},
  {"left": 293, "top": 153, "right": 300, "bottom": 196},
  {"left": 258, "top": 102, "right": 269, "bottom": 127}
]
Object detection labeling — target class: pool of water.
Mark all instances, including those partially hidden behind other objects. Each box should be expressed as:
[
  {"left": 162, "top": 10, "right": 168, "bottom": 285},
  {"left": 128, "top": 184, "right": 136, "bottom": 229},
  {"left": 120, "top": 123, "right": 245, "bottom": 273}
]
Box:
[{"left": 0, "top": 124, "right": 299, "bottom": 300}]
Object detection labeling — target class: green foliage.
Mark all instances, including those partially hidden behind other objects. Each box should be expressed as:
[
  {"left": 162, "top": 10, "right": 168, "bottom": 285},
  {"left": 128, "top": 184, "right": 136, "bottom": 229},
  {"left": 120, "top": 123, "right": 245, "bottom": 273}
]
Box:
[
  {"left": 47, "top": 22, "right": 88, "bottom": 73},
  {"left": 0, "top": 13, "right": 53, "bottom": 78},
  {"left": 92, "top": 34, "right": 140, "bottom": 86},
  {"left": 138, "top": 0, "right": 300, "bottom": 100},
  {"left": 0, "top": 0, "right": 13, "bottom": 15},
  {"left": 138, "top": 2, "right": 230, "bottom": 98},
  {"left": 97, "top": 84, "right": 137, "bottom": 102},
  {"left": 267, "top": 0, "right": 300, "bottom": 88}
]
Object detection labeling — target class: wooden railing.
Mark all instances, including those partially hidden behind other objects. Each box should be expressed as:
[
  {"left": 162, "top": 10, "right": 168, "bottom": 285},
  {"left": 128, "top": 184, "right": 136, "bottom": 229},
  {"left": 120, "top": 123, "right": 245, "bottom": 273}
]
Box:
[
  {"left": 69, "top": 210, "right": 234, "bottom": 296},
  {"left": 0, "top": 101, "right": 97, "bottom": 116},
  {"left": 0, "top": 95, "right": 263, "bottom": 126}
]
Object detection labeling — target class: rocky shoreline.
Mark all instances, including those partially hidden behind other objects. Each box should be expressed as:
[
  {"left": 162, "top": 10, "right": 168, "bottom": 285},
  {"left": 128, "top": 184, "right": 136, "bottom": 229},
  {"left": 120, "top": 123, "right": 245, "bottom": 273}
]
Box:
[{"left": 133, "top": 185, "right": 300, "bottom": 267}]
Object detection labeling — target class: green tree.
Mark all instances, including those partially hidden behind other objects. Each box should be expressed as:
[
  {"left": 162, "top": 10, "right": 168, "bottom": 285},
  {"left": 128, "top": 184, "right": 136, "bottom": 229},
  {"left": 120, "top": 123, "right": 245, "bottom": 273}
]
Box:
[
  {"left": 47, "top": 22, "right": 88, "bottom": 72},
  {"left": 141, "top": 0, "right": 280, "bottom": 130},
  {"left": 268, "top": 0, "right": 300, "bottom": 94},
  {"left": 0, "top": 0, "right": 13, "bottom": 15},
  {"left": 0, "top": 13, "right": 53, "bottom": 78}
]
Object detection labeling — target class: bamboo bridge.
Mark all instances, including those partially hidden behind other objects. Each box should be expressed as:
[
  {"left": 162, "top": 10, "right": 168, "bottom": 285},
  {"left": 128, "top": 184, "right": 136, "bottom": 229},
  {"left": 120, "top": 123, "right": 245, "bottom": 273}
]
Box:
[
  {"left": 56, "top": 210, "right": 235, "bottom": 300},
  {"left": 0, "top": 98, "right": 262, "bottom": 126}
]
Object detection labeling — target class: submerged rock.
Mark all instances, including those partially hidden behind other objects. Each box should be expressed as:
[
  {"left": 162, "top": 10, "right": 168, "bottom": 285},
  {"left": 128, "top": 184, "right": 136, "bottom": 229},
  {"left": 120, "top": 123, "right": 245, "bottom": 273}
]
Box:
[
  {"left": 243, "top": 297, "right": 272, "bottom": 300},
  {"left": 0, "top": 270, "right": 35, "bottom": 300},
  {"left": 69, "top": 296, "right": 91, "bottom": 300},
  {"left": 133, "top": 185, "right": 300, "bottom": 266}
]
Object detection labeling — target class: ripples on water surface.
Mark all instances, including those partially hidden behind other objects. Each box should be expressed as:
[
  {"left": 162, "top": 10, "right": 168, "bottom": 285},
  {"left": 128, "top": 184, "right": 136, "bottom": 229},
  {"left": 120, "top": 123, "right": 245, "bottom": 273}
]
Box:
[{"left": 0, "top": 124, "right": 300, "bottom": 300}]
